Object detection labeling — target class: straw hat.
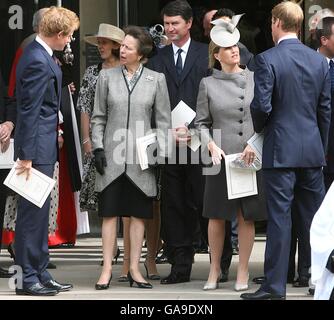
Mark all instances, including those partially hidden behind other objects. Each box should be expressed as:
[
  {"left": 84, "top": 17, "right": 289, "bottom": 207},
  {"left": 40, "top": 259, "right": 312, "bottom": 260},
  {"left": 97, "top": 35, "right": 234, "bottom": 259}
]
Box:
[
  {"left": 210, "top": 14, "right": 244, "bottom": 47},
  {"left": 85, "top": 23, "right": 125, "bottom": 46}
]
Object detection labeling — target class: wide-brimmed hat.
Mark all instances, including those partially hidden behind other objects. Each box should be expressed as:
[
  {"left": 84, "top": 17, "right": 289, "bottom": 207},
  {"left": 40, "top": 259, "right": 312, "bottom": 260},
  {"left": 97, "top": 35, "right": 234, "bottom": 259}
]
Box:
[
  {"left": 85, "top": 23, "right": 125, "bottom": 46},
  {"left": 210, "top": 14, "right": 244, "bottom": 47}
]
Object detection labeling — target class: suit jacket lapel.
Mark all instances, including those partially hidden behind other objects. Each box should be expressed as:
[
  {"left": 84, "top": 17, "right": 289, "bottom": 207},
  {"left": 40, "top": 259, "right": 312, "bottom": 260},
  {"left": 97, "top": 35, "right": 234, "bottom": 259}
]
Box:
[
  {"left": 160, "top": 40, "right": 202, "bottom": 86},
  {"left": 161, "top": 45, "right": 180, "bottom": 87},
  {"left": 179, "top": 40, "right": 199, "bottom": 84},
  {"left": 40, "top": 48, "right": 62, "bottom": 99}
]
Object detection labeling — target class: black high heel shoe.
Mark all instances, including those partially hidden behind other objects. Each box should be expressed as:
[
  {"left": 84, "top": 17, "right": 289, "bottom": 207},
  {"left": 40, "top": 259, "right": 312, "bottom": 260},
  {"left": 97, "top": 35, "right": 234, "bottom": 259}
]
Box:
[
  {"left": 95, "top": 274, "right": 112, "bottom": 290},
  {"left": 127, "top": 271, "right": 152, "bottom": 289},
  {"left": 113, "top": 248, "right": 121, "bottom": 265},
  {"left": 100, "top": 248, "right": 121, "bottom": 266},
  {"left": 7, "top": 243, "right": 15, "bottom": 260},
  {"left": 144, "top": 262, "right": 160, "bottom": 280}
]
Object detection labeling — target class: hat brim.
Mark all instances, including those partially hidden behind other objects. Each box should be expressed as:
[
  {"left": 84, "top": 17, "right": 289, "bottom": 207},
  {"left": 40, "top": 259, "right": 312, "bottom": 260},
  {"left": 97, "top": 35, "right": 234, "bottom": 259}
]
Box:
[
  {"left": 210, "top": 27, "right": 240, "bottom": 48},
  {"left": 84, "top": 35, "right": 123, "bottom": 46}
]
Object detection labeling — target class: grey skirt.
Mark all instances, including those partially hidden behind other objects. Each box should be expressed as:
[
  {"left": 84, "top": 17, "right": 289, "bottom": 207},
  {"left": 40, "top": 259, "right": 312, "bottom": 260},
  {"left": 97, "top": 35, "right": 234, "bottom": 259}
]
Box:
[{"left": 202, "top": 162, "right": 267, "bottom": 221}]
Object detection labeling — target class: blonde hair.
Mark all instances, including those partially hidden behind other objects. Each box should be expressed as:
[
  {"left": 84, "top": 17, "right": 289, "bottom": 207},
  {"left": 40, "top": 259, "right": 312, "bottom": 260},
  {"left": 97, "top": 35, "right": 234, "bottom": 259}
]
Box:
[
  {"left": 39, "top": 6, "right": 80, "bottom": 37},
  {"left": 208, "top": 41, "right": 220, "bottom": 69},
  {"left": 271, "top": 1, "right": 304, "bottom": 33}
]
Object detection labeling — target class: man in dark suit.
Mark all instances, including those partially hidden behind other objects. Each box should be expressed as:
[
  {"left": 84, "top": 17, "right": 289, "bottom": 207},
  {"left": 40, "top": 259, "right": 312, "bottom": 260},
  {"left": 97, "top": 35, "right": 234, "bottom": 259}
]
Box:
[
  {"left": 241, "top": 1, "right": 331, "bottom": 300},
  {"left": 147, "top": 0, "right": 208, "bottom": 284},
  {"left": 14, "top": 6, "right": 79, "bottom": 296},
  {"left": 0, "top": 70, "right": 16, "bottom": 278},
  {"left": 316, "top": 17, "right": 334, "bottom": 190}
]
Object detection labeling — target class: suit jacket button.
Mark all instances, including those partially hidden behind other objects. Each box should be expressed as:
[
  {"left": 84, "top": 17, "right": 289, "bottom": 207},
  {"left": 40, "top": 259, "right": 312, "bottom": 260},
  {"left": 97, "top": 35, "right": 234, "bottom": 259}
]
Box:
[
  {"left": 239, "top": 120, "right": 243, "bottom": 124},
  {"left": 239, "top": 108, "right": 244, "bottom": 112},
  {"left": 239, "top": 132, "right": 243, "bottom": 136},
  {"left": 240, "top": 96, "right": 244, "bottom": 100}
]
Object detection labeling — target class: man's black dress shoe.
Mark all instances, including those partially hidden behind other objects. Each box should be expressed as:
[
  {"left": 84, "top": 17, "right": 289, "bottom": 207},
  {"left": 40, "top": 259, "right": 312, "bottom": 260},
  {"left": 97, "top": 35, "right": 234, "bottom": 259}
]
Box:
[
  {"left": 7, "top": 243, "right": 15, "bottom": 260},
  {"left": 240, "top": 289, "right": 285, "bottom": 300},
  {"left": 219, "top": 270, "right": 229, "bottom": 283},
  {"left": 252, "top": 276, "right": 266, "bottom": 284},
  {"left": 292, "top": 277, "right": 309, "bottom": 288},
  {"left": 155, "top": 252, "right": 168, "bottom": 264},
  {"left": 43, "top": 279, "right": 73, "bottom": 292},
  {"left": 0, "top": 267, "right": 14, "bottom": 278},
  {"left": 16, "top": 283, "right": 59, "bottom": 296},
  {"left": 47, "top": 262, "right": 57, "bottom": 269},
  {"left": 308, "top": 287, "right": 315, "bottom": 296},
  {"left": 160, "top": 273, "right": 190, "bottom": 285}
]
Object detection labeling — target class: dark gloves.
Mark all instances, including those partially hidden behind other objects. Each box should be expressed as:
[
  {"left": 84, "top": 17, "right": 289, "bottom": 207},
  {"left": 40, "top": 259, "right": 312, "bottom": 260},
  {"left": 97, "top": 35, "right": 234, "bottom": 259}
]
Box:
[
  {"left": 147, "top": 142, "right": 159, "bottom": 168},
  {"left": 94, "top": 148, "right": 107, "bottom": 175},
  {"left": 147, "top": 142, "right": 167, "bottom": 168},
  {"left": 326, "top": 249, "right": 334, "bottom": 273}
]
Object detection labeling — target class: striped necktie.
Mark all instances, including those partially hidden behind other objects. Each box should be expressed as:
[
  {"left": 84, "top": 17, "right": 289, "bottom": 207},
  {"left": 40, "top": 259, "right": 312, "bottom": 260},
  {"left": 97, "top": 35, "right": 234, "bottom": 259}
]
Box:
[{"left": 330, "top": 60, "right": 334, "bottom": 92}]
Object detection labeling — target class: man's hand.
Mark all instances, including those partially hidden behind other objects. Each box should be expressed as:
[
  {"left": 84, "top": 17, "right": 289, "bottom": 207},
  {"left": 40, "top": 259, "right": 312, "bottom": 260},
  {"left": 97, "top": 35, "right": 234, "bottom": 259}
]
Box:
[
  {"left": 0, "top": 121, "right": 14, "bottom": 142},
  {"left": 58, "top": 135, "right": 64, "bottom": 149},
  {"left": 1, "top": 139, "right": 10, "bottom": 153},
  {"left": 173, "top": 126, "right": 191, "bottom": 145},
  {"left": 68, "top": 82, "right": 76, "bottom": 94},
  {"left": 15, "top": 160, "right": 32, "bottom": 181}
]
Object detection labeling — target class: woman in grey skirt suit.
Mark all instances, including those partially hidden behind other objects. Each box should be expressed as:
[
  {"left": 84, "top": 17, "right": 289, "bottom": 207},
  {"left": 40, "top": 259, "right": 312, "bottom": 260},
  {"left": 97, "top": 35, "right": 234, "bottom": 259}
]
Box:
[
  {"left": 195, "top": 19, "right": 266, "bottom": 292},
  {"left": 92, "top": 26, "right": 171, "bottom": 289}
]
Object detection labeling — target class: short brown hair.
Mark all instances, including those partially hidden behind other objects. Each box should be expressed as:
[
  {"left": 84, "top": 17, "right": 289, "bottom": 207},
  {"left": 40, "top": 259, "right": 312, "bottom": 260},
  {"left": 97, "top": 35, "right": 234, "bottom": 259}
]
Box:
[
  {"left": 123, "top": 26, "right": 153, "bottom": 63},
  {"left": 316, "top": 17, "right": 334, "bottom": 41},
  {"left": 272, "top": 1, "right": 304, "bottom": 33},
  {"left": 39, "top": 6, "right": 80, "bottom": 37}
]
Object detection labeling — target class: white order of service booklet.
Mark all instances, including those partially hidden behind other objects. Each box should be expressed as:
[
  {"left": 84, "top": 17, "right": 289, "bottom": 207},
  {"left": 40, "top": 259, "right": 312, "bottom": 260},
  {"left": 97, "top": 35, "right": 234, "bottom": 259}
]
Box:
[
  {"left": 4, "top": 162, "right": 56, "bottom": 208},
  {"left": 171, "top": 100, "right": 200, "bottom": 152},
  {"left": 136, "top": 133, "right": 157, "bottom": 171},
  {"left": 225, "top": 153, "right": 258, "bottom": 200}
]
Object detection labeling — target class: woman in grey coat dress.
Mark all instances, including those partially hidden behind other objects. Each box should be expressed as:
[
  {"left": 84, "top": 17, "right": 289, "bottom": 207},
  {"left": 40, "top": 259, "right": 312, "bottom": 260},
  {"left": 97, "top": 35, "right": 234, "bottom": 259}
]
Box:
[
  {"left": 195, "top": 20, "right": 266, "bottom": 292},
  {"left": 92, "top": 26, "right": 171, "bottom": 289}
]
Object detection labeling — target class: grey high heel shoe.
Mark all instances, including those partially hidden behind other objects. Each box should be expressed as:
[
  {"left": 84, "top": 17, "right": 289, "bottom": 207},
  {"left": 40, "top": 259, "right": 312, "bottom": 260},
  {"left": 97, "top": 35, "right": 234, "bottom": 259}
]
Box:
[
  {"left": 203, "top": 274, "right": 221, "bottom": 291},
  {"left": 234, "top": 273, "right": 249, "bottom": 292},
  {"left": 203, "top": 282, "right": 219, "bottom": 291}
]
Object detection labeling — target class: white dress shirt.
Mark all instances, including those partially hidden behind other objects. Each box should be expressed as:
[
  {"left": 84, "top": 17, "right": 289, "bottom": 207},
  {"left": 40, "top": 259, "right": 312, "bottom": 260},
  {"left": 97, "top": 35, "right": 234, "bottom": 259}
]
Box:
[
  {"left": 172, "top": 37, "right": 191, "bottom": 68},
  {"left": 277, "top": 34, "right": 298, "bottom": 45},
  {"left": 35, "top": 35, "right": 53, "bottom": 56}
]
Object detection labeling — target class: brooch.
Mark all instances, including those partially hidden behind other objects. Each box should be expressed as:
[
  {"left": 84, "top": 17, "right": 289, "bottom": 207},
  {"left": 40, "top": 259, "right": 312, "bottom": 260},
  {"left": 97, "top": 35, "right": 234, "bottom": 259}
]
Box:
[{"left": 145, "top": 75, "right": 154, "bottom": 81}]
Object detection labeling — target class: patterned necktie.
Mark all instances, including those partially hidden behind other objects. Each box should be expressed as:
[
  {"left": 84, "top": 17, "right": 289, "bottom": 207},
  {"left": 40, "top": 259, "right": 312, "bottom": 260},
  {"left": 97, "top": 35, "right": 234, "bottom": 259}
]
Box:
[
  {"left": 176, "top": 48, "right": 183, "bottom": 76},
  {"left": 330, "top": 60, "right": 334, "bottom": 92}
]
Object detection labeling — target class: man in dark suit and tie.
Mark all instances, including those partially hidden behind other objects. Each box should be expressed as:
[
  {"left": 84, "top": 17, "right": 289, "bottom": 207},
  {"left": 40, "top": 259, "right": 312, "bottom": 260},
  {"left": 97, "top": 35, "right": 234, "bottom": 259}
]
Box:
[
  {"left": 241, "top": 1, "right": 331, "bottom": 300},
  {"left": 14, "top": 6, "right": 79, "bottom": 296},
  {"left": 316, "top": 17, "right": 334, "bottom": 191},
  {"left": 147, "top": 0, "right": 208, "bottom": 284},
  {"left": 0, "top": 70, "right": 16, "bottom": 278}
]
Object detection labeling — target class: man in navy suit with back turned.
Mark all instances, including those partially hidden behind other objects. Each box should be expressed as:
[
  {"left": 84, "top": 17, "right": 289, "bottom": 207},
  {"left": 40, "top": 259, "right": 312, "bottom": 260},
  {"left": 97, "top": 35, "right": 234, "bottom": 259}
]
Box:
[
  {"left": 241, "top": 1, "right": 331, "bottom": 300},
  {"left": 316, "top": 16, "right": 334, "bottom": 191},
  {"left": 147, "top": 0, "right": 208, "bottom": 284},
  {"left": 14, "top": 6, "right": 79, "bottom": 296}
]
